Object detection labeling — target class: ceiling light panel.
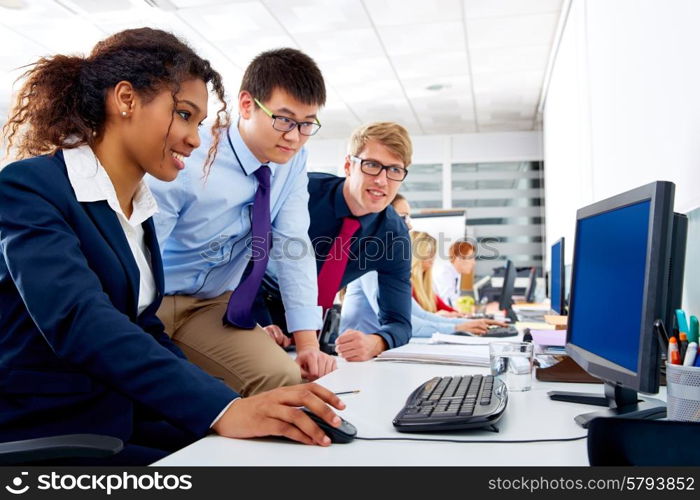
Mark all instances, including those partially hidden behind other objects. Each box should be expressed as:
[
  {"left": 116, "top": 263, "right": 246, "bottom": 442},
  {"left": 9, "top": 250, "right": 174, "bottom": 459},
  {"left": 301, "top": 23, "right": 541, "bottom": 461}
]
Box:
[
  {"left": 322, "top": 87, "right": 352, "bottom": 111},
  {"left": 463, "top": 0, "right": 563, "bottom": 19},
  {"left": 170, "top": 0, "right": 241, "bottom": 7},
  {"left": 472, "top": 70, "right": 542, "bottom": 99},
  {"left": 378, "top": 21, "right": 464, "bottom": 56},
  {"left": 176, "top": 1, "right": 283, "bottom": 41},
  {"left": 319, "top": 56, "right": 395, "bottom": 87},
  {"left": 295, "top": 28, "right": 384, "bottom": 63},
  {"left": 13, "top": 20, "right": 104, "bottom": 55},
  {"left": 213, "top": 33, "right": 298, "bottom": 68},
  {"left": 364, "top": 0, "right": 462, "bottom": 26},
  {"left": 391, "top": 50, "right": 469, "bottom": 80},
  {"left": 469, "top": 44, "right": 550, "bottom": 74},
  {"left": 59, "top": 0, "right": 132, "bottom": 14},
  {"left": 466, "top": 13, "right": 560, "bottom": 49},
  {"left": 334, "top": 78, "right": 405, "bottom": 103},
  {"left": 262, "top": 0, "right": 370, "bottom": 34},
  {"left": 412, "top": 95, "right": 475, "bottom": 115}
]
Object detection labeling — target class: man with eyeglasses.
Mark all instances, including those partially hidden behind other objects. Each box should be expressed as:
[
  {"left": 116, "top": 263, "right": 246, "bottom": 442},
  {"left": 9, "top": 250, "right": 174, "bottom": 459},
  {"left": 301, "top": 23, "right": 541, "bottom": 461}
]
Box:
[
  {"left": 254, "top": 122, "right": 413, "bottom": 361},
  {"left": 147, "top": 48, "right": 336, "bottom": 397}
]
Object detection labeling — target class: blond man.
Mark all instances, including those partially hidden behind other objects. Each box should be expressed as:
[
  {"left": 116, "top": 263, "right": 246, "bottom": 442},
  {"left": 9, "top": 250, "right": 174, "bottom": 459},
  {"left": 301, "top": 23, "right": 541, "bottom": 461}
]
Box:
[{"left": 255, "top": 122, "right": 414, "bottom": 361}]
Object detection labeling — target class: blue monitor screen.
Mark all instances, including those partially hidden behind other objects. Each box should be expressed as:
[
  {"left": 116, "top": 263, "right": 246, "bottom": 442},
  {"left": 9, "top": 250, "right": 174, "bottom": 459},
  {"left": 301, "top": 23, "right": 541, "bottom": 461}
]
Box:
[
  {"left": 551, "top": 241, "right": 562, "bottom": 314},
  {"left": 569, "top": 200, "right": 650, "bottom": 372}
]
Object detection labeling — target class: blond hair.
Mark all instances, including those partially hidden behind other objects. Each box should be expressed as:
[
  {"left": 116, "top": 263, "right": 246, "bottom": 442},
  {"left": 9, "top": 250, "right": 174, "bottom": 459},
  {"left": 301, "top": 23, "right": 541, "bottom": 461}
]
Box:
[
  {"left": 410, "top": 231, "right": 437, "bottom": 312},
  {"left": 348, "top": 122, "right": 413, "bottom": 167}
]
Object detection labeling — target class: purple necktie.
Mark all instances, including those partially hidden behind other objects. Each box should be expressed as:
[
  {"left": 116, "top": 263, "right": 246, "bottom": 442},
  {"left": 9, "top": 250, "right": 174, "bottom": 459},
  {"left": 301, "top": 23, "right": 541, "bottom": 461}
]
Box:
[{"left": 224, "top": 165, "right": 271, "bottom": 329}]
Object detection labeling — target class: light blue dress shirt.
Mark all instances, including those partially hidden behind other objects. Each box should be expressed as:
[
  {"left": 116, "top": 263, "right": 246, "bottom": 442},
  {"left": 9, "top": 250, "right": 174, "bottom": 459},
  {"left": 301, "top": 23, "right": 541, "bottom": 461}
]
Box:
[
  {"left": 148, "top": 124, "right": 322, "bottom": 332},
  {"left": 340, "top": 272, "right": 464, "bottom": 338}
]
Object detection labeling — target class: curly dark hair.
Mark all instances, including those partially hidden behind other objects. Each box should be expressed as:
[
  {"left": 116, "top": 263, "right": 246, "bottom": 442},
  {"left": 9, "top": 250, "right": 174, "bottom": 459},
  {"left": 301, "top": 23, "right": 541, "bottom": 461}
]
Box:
[
  {"left": 3, "top": 27, "right": 229, "bottom": 176},
  {"left": 240, "top": 48, "right": 326, "bottom": 106}
]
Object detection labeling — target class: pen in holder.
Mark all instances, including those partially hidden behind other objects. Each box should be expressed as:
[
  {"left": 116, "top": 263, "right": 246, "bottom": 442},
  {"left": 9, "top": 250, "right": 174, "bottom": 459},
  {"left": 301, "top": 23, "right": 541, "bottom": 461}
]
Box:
[{"left": 665, "top": 362, "right": 700, "bottom": 422}]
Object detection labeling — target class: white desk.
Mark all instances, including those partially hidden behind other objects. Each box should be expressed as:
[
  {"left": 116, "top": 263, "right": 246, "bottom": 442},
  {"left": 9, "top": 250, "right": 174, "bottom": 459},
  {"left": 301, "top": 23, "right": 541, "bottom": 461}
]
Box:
[{"left": 155, "top": 358, "right": 663, "bottom": 466}]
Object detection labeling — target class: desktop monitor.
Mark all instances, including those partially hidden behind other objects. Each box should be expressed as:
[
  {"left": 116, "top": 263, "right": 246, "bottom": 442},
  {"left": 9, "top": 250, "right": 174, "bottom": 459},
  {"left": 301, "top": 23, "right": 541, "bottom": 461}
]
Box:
[
  {"left": 498, "top": 259, "right": 518, "bottom": 322},
  {"left": 523, "top": 266, "right": 537, "bottom": 303},
  {"left": 550, "top": 181, "right": 682, "bottom": 428},
  {"left": 663, "top": 213, "right": 688, "bottom": 336},
  {"left": 550, "top": 238, "right": 566, "bottom": 315}
]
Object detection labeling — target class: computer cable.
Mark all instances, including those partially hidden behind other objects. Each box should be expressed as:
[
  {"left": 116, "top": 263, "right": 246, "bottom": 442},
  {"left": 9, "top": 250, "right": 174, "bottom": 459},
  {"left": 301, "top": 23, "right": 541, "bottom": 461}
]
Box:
[{"left": 353, "top": 435, "right": 587, "bottom": 444}]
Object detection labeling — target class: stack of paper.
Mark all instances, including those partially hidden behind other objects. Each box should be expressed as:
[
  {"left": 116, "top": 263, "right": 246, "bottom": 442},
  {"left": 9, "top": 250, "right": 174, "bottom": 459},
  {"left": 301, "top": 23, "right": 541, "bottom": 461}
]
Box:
[
  {"left": 376, "top": 342, "right": 490, "bottom": 366},
  {"left": 429, "top": 333, "right": 494, "bottom": 345},
  {"left": 530, "top": 329, "right": 567, "bottom": 355}
]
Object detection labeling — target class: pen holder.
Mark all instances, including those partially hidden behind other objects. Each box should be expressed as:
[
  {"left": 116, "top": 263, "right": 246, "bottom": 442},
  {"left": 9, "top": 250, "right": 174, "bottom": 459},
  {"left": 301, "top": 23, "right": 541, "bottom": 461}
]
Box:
[{"left": 665, "top": 363, "right": 700, "bottom": 422}]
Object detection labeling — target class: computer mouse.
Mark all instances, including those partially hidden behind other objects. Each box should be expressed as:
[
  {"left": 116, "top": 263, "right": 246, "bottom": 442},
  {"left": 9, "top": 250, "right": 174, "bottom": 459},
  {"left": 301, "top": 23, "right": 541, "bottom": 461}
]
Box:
[{"left": 301, "top": 408, "right": 357, "bottom": 444}]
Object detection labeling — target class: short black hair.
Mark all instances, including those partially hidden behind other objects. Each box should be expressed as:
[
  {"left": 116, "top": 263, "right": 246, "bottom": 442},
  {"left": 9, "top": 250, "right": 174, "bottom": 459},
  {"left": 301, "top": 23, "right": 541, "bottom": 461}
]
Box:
[{"left": 240, "top": 48, "right": 326, "bottom": 106}]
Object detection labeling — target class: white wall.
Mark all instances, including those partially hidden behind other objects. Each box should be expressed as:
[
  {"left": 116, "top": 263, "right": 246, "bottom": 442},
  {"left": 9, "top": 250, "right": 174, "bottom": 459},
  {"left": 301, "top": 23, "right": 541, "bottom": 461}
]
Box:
[
  {"left": 306, "top": 130, "right": 543, "bottom": 173},
  {"left": 543, "top": 0, "right": 700, "bottom": 267}
]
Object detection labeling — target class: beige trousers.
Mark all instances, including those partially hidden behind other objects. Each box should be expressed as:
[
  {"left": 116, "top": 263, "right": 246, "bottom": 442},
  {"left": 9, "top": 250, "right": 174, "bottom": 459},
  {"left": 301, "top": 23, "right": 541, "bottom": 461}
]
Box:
[{"left": 157, "top": 291, "right": 301, "bottom": 396}]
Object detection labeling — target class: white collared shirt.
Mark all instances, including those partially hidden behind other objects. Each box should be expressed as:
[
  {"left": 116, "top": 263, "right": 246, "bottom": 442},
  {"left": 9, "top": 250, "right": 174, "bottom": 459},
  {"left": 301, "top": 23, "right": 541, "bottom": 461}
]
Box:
[
  {"left": 64, "top": 146, "right": 237, "bottom": 426},
  {"left": 433, "top": 260, "right": 461, "bottom": 308},
  {"left": 63, "top": 145, "right": 158, "bottom": 315}
]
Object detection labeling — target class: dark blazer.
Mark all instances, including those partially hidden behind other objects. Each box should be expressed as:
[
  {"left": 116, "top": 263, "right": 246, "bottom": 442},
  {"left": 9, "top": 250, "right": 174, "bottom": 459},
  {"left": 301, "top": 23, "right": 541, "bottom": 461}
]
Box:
[
  {"left": 0, "top": 152, "right": 236, "bottom": 443},
  {"left": 257, "top": 173, "right": 412, "bottom": 349}
]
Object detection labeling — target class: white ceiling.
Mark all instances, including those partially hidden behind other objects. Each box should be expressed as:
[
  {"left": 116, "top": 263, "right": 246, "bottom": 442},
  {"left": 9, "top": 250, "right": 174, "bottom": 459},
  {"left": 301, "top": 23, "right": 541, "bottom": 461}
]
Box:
[{"left": 0, "top": 0, "right": 563, "bottom": 139}]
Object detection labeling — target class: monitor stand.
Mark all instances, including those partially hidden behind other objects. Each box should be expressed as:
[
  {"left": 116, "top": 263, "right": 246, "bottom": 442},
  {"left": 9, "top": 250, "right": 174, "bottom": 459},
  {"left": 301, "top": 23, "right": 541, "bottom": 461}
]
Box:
[
  {"left": 503, "top": 304, "right": 519, "bottom": 323},
  {"left": 548, "top": 382, "right": 666, "bottom": 429}
]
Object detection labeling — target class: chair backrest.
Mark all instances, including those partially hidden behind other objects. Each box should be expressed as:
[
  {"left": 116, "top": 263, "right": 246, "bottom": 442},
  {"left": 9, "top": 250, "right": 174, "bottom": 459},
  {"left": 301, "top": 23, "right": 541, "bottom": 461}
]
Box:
[{"left": 588, "top": 417, "right": 700, "bottom": 465}]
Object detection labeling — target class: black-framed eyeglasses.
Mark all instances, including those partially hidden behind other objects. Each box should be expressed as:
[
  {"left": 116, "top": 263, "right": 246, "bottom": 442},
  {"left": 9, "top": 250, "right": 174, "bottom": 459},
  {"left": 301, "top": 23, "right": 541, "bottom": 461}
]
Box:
[
  {"left": 351, "top": 155, "right": 408, "bottom": 182},
  {"left": 254, "top": 97, "right": 321, "bottom": 136}
]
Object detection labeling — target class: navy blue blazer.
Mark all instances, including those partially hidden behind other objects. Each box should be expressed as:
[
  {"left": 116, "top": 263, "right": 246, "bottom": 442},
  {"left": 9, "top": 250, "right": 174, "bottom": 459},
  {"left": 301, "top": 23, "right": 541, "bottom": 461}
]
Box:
[
  {"left": 257, "top": 173, "right": 412, "bottom": 348},
  {"left": 0, "top": 152, "right": 237, "bottom": 443}
]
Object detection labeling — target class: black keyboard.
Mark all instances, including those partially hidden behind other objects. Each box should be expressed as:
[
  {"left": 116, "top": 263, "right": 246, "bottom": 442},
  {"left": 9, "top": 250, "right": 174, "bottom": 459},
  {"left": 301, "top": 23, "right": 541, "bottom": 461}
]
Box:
[
  {"left": 454, "top": 325, "right": 519, "bottom": 338},
  {"left": 393, "top": 375, "right": 508, "bottom": 432},
  {"left": 483, "top": 325, "right": 519, "bottom": 337}
]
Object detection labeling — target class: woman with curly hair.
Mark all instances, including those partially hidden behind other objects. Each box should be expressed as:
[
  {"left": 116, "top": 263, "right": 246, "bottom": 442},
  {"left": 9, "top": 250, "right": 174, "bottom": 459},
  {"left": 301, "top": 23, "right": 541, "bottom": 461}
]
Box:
[{"left": 0, "top": 27, "right": 343, "bottom": 464}]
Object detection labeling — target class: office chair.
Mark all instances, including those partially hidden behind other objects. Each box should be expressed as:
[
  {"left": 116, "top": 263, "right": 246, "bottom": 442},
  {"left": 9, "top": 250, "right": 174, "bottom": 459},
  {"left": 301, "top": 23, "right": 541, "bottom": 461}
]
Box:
[
  {"left": 587, "top": 417, "right": 700, "bottom": 465},
  {"left": 0, "top": 434, "right": 123, "bottom": 465}
]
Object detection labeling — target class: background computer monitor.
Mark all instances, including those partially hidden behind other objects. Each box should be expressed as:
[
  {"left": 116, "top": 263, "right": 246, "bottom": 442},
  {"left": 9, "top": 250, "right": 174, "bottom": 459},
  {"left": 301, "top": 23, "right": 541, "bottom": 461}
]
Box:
[
  {"left": 551, "top": 181, "right": 681, "bottom": 428},
  {"left": 550, "top": 238, "right": 566, "bottom": 314},
  {"left": 664, "top": 213, "right": 688, "bottom": 336},
  {"left": 498, "top": 260, "right": 518, "bottom": 322},
  {"left": 523, "top": 266, "right": 537, "bottom": 303}
]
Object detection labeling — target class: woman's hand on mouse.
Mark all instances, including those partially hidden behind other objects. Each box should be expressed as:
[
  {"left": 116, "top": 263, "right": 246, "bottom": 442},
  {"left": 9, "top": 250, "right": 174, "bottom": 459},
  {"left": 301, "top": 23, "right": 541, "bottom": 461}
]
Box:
[{"left": 211, "top": 383, "right": 345, "bottom": 446}]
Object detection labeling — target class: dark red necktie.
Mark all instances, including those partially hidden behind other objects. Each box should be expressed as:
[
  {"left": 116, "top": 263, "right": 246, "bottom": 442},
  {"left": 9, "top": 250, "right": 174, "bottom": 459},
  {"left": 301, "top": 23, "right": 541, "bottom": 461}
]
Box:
[
  {"left": 224, "top": 165, "right": 271, "bottom": 329},
  {"left": 317, "top": 216, "right": 361, "bottom": 310}
]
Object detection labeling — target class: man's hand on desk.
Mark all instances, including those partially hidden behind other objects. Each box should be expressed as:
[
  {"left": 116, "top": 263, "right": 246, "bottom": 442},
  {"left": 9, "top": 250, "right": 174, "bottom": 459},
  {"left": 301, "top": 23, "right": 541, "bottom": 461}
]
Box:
[
  {"left": 455, "top": 319, "right": 508, "bottom": 335},
  {"left": 335, "top": 329, "right": 388, "bottom": 361},
  {"left": 294, "top": 329, "right": 337, "bottom": 381},
  {"left": 211, "top": 383, "right": 345, "bottom": 446}
]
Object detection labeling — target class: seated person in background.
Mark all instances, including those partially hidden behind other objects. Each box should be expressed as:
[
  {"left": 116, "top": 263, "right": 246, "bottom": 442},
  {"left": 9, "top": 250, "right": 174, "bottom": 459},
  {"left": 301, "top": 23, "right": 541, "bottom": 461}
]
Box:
[
  {"left": 0, "top": 29, "right": 343, "bottom": 465},
  {"left": 341, "top": 195, "right": 505, "bottom": 337},
  {"left": 433, "top": 240, "right": 476, "bottom": 309},
  {"left": 255, "top": 122, "right": 413, "bottom": 362},
  {"left": 411, "top": 231, "right": 462, "bottom": 317}
]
